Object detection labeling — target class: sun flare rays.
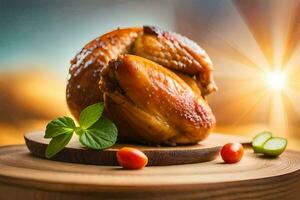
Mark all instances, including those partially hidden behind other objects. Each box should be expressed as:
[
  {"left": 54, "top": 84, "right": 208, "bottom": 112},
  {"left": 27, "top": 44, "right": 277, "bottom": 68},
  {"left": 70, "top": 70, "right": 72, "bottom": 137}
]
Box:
[
  {"left": 185, "top": 0, "right": 300, "bottom": 137},
  {"left": 178, "top": 0, "right": 300, "bottom": 137},
  {"left": 228, "top": 0, "right": 299, "bottom": 136}
]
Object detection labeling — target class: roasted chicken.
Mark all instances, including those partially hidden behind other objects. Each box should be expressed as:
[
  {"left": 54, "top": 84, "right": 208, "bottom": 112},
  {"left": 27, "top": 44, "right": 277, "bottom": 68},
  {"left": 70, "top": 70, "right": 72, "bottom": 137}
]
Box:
[{"left": 67, "top": 26, "right": 217, "bottom": 145}]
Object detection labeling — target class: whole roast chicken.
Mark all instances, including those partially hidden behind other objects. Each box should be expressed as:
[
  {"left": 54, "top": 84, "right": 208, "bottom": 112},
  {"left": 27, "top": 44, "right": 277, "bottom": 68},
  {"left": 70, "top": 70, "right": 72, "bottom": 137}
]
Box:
[{"left": 66, "top": 26, "right": 217, "bottom": 146}]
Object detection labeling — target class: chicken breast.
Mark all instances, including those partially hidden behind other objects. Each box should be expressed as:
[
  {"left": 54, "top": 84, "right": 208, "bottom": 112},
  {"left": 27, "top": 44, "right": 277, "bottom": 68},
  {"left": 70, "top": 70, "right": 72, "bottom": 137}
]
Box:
[{"left": 100, "top": 55, "right": 215, "bottom": 145}]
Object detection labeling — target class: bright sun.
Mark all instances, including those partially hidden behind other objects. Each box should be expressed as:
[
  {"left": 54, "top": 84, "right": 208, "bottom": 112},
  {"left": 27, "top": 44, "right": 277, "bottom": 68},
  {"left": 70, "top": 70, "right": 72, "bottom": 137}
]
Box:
[
  {"left": 204, "top": 1, "right": 300, "bottom": 137},
  {"left": 266, "top": 71, "right": 287, "bottom": 91}
]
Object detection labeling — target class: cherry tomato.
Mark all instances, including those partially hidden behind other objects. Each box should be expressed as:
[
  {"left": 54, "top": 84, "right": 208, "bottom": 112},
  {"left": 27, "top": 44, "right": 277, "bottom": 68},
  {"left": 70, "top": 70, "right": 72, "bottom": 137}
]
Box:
[
  {"left": 117, "top": 147, "right": 148, "bottom": 169},
  {"left": 221, "top": 142, "right": 244, "bottom": 163}
]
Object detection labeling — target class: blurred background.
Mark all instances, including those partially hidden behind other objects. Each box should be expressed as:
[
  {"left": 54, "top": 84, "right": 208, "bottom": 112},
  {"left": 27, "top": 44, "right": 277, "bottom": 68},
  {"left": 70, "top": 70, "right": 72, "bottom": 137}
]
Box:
[{"left": 1, "top": 0, "right": 299, "bottom": 150}]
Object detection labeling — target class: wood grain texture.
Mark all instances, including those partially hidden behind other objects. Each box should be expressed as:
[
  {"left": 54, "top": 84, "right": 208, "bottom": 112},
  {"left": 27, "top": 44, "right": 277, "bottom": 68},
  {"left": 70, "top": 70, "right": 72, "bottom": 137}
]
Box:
[
  {"left": 0, "top": 142, "right": 299, "bottom": 199},
  {"left": 24, "top": 132, "right": 250, "bottom": 166}
]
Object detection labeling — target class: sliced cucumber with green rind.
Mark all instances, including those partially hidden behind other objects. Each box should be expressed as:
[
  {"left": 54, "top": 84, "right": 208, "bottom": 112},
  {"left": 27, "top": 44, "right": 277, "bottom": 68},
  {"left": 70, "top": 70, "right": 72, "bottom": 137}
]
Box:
[
  {"left": 262, "top": 137, "right": 287, "bottom": 157},
  {"left": 252, "top": 131, "right": 272, "bottom": 153}
]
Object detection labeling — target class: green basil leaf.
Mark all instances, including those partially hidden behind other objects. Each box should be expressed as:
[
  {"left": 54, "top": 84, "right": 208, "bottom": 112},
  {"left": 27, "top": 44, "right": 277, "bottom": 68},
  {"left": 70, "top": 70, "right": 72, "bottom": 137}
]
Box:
[
  {"left": 79, "top": 102, "right": 104, "bottom": 129},
  {"left": 79, "top": 117, "right": 117, "bottom": 150},
  {"left": 45, "top": 133, "right": 73, "bottom": 158},
  {"left": 45, "top": 117, "right": 75, "bottom": 138}
]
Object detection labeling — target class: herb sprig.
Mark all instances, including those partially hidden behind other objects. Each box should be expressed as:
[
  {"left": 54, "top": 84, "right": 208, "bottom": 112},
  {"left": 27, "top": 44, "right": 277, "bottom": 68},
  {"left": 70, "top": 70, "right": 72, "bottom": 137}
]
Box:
[{"left": 44, "top": 102, "right": 117, "bottom": 158}]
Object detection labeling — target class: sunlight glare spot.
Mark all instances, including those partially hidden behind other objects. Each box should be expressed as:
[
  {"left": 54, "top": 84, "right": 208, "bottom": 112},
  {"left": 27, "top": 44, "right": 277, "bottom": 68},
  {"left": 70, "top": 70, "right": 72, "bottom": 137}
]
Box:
[{"left": 266, "top": 71, "right": 286, "bottom": 91}]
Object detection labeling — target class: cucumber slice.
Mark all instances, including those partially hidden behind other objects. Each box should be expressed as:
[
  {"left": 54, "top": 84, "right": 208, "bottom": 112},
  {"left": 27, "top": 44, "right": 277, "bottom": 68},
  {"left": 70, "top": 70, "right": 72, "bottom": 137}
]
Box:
[
  {"left": 252, "top": 131, "right": 272, "bottom": 153},
  {"left": 262, "top": 137, "right": 287, "bottom": 157}
]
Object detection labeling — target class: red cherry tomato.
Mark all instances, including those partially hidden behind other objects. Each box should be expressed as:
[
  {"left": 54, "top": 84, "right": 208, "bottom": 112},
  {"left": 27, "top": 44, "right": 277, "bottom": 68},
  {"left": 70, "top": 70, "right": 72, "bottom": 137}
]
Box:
[
  {"left": 221, "top": 142, "right": 244, "bottom": 163},
  {"left": 117, "top": 147, "right": 148, "bottom": 169}
]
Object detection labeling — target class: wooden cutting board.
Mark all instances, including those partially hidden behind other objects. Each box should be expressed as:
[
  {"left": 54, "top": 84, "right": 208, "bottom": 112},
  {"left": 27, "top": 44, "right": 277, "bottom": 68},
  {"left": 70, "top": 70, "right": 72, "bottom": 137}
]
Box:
[{"left": 24, "top": 132, "right": 251, "bottom": 166}]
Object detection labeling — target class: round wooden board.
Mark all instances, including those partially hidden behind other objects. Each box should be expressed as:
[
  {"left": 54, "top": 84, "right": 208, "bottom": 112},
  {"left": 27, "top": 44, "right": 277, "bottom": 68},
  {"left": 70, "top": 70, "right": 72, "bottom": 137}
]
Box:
[
  {"left": 0, "top": 145, "right": 299, "bottom": 200},
  {"left": 24, "top": 132, "right": 251, "bottom": 166}
]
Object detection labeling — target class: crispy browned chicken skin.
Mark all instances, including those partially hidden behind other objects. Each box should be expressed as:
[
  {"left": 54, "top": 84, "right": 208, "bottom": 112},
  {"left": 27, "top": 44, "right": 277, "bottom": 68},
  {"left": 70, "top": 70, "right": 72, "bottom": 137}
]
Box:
[{"left": 67, "top": 26, "right": 217, "bottom": 145}]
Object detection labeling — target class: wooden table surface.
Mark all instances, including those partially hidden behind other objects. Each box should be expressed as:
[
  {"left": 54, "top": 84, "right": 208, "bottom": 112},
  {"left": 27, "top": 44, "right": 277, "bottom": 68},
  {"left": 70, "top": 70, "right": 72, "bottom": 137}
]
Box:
[{"left": 0, "top": 143, "right": 299, "bottom": 199}]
